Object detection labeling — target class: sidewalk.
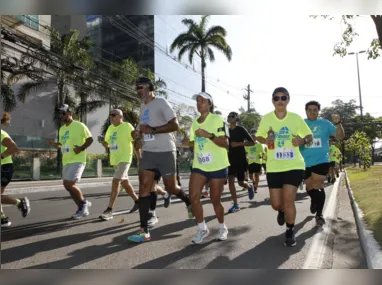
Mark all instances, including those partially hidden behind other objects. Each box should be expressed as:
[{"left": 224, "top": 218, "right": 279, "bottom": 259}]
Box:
[{"left": 331, "top": 177, "right": 367, "bottom": 268}]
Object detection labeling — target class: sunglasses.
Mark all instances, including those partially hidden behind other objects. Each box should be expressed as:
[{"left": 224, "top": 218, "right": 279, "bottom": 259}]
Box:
[
  {"left": 273, "top": 95, "right": 288, "bottom": 101},
  {"left": 136, "top": 85, "right": 145, "bottom": 90},
  {"left": 60, "top": 112, "right": 67, "bottom": 116},
  {"left": 228, "top": 115, "right": 236, "bottom": 118},
  {"left": 109, "top": 113, "right": 117, "bottom": 117}
]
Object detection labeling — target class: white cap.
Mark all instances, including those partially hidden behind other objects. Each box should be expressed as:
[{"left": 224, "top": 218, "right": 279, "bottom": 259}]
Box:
[
  {"left": 191, "top": 92, "right": 213, "bottom": 104},
  {"left": 110, "top": 109, "right": 123, "bottom": 115},
  {"left": 58, "top": 104, "right": 70, "bottom": 112}
]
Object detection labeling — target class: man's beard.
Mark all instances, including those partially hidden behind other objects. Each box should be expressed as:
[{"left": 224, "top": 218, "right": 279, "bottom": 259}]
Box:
[{"left": 140, "top": 92, "right": 150, "bottom": 103}]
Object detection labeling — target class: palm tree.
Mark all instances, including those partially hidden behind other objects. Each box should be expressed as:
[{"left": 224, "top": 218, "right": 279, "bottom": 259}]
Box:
[
  {"left": 153, "top": 77, "right": 168, "bottom": 98},
  {"left": 170, "top": 15, "right": 232, "bottom": 92}
]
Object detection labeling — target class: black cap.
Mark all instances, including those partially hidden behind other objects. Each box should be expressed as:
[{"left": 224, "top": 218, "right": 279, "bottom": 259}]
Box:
[
  {"left": 228, "top": 111, "right": 239, "bottom": 117},
  {"left": 136, "top": 77, "right": 153, "bottom": 85},
  {"left": 272, "top": 87, "right": 289, "bottom": 97}
]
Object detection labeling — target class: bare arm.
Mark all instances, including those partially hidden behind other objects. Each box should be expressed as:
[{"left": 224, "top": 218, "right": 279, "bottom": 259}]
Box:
[
  {"left": 256, "top": 136, "right": 267, "bottom": 144},
  {"left": 334, "top": 123, "right": 345, "bottom": 140},
  {"left": 1, "top": 137, "right": 18, "bottom": 158},
  {"left": 140, "top": 117, "right": 179, "bottom": 134}
]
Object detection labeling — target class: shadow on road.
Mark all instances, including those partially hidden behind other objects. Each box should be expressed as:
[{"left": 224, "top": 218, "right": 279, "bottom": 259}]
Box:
[{"left": 204, "top": 215, "right": 315, "bottom": 268}]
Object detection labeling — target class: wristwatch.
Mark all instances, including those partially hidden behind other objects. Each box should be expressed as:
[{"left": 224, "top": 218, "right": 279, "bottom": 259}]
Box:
[
  {"left": 1, "top": 155, "right": 4, "bottom": 159},
  {"left": 209, "top": 133, "right": 216, "bottom": 140},
  {"left": 152, "top": 127, "right": 157, "bottom": 135},
  {"left": 304, "top": 137, "right": 309, "bottom": 144}
]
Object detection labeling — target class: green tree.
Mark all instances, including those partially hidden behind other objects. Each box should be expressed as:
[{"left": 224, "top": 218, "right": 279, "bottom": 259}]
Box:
[
  {"left": 170, "top": 15, "right": 232, "bottom": 92},
  {"left": 238, "top": 107, "right": 262, "bottom": 133},
  {"left": 345, "top": 130, "right": 371, "bottom": 169},
  {"left": 311, "top": 15, "right": 382, "bottom": 59},
  {"left": 173, "top": 103, "right": 198, "bottom": 139}
]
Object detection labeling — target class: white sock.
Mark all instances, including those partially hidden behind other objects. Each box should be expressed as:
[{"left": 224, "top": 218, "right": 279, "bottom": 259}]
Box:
[
  {"left": 149, "top": 210, "right": 156, "bottom": 216},
  {"left": 163, "top": 192, "right": 169, "bottom": 199},
  {"left": 220, "top": 223, "right": 226, "bottom": 229},
  {"left": 198, "top": 221, "right": 207, "bottom": 231}
]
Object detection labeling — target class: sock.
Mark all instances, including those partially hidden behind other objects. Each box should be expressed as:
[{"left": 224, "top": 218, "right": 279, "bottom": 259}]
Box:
[
  {"left": 163, "top": 191, "right": 169, "bottom": 199},
  {"left": 286, "top": 223, "right": 295, "bottom": 231},
  {"left": 149, "top": 210, "right": 156, "bottom": 217},
  {"left": 134, "top": 199, "right": 139, "bottom": 204},
  {"left": 15, "top": 199, "right": 21, "bottom": 206},
  {"left": 80, "top": 200, "right": 86, "bottom": 205},
  {"left": 176, "top": 189, "right": 190, "bottom": 207},
  {"left": 138, "top": 196, "right": 151, "bottom": 233},
  {"left": 107, "top": 207, "right": 112, "bottom": 211},
  {"left": 198, "top": 220, "right": 207, "bottom": 231},
  {"left": 316, "top": 188, "right": 326, "bottom": 216},
  {"left": 149, "top": 191, "right": 157, "bottom": 211},
  {"left": 220, "top": 223, "right": 226, "bottom": 229}
]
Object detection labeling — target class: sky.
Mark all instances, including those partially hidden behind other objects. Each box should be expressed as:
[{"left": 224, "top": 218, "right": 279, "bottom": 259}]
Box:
[{"left": 153, "top": 14, "right": 382, "bottom": 123}]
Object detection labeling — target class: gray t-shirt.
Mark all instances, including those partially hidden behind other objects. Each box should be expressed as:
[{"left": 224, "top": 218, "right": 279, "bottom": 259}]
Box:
[{"left": 138, "top": 97, "right": 177, "bottom": 152}]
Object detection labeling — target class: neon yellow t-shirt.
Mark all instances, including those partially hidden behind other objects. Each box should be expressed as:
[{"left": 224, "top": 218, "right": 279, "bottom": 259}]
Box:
[
  {"left": 262, "top": 145, "right": 268, "bottom": 162},
  {"left": 105, "top": 122, "right": 134, "bottom": 165},
  {"left": 59, "top": 120, "right": 92, "bottom": 166},
  {"left": 190, "top": 113, "right": 230, "bottom": 172},
  {"left": 329, "top": 145, "right": 341, "bottom": 162},
  {"left": 1, "top": 130, "right": 13, "bottom": 165},
  {"left": 256, "top": 111, "right": 312, "bottom": 172},
  {"left": 246, "top": 143, "right": 264, "bottom": 165}
]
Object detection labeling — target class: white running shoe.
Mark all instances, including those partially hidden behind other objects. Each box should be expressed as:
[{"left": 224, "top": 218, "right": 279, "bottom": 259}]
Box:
[
  {"left": 216, "top": 226, "right": 228, "bottom": 241},
  {"left": 72, "top": 201, "right": 92, "bottom": 220},
  {"left": 192, "top": 227, "right": 210, "bottom": 244}
]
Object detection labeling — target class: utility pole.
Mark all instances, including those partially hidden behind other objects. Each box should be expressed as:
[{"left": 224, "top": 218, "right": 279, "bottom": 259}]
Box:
[
  {"left": 243, "top": 84, "right": 253, "bottom": 112},
  {"left": 348, "top": 51, "right": 365, "bottom": 120}
]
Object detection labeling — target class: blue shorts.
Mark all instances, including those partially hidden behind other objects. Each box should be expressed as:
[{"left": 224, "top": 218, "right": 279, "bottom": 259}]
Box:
[{"left": 191, "top": 167, "right": 228, "bottom": 180}]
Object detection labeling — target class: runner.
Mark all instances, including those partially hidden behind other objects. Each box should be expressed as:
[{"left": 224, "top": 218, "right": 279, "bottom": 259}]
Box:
[
  {"left": 262, "top": 145, "right": 267, "bottom": 174},
  {"left": 300, "top": 101, "right": 344, "bottom": 225},
  {"left": 128, "top": 77, "right": 192, "bottom": 243},
  {"left": 256, "top": 87, "right": 313, "bottom": 247},
  {"left": 1, "top": 113, "right": 30, "bottom": 227},
  {"left": 328, "top": 139, "right": 342, "bottom": 183},
  {"left": 245, "top": 134, "right": 265, "bottom": 193},
  {"left": 185, "top": 92, "right": 230, "bottom": 244},
  {"left": 227, "top": 112, "right": 255, "bottom": 213},
  {"left": 146, "top": 169, "right": 172, "bottom": 227},
  {"left": 176, "top": 148, "right": 182, "bottom": 187},
  {"left": 98, "top": 109, "right": 140, "bottom": 221},
  {"left": 49, "top": 104, "right": 93, "bottom": 219}
]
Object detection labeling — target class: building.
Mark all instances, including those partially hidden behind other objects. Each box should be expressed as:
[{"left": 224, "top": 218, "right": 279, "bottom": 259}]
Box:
[{"left": 1, "top": 15, "right": 56, "bottom": 149}]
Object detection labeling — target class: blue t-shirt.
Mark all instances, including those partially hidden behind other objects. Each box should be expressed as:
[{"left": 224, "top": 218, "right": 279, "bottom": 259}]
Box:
[{"left": 300, "top": 118, "right": 337, "bottom": 167}]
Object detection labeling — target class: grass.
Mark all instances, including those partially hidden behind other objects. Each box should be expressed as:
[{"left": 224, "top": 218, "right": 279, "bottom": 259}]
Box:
[{"left": 347, "top": 166, "right": 382, "bottom": 248}]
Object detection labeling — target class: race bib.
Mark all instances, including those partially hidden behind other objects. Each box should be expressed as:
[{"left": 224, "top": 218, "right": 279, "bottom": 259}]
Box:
[
  {"left": 62, "top": 145, "right": 70, "bottom": 154},
  {"left": 143, "top": 134, "right": 155, "bottom": 142},
  {"left": 306, "top": 138, "right": 322, "bottom": 148},
  {"left": 197, "top": 152, "right": 213, "bottom": 165},
  {"left": 110, "top": 143, "right": 118, "bottom": 151},
  {"left": 274, "top": 148, "right": 295, "bottom": 160}
]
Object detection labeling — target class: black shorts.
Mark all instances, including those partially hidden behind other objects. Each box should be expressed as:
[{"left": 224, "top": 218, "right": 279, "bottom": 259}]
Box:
[
  {"left": 248, "top": 163, "right": 262, "bottom": 174},
  {"left": 305, "top": 163, "right": 330, "bottom": 180},
  {"left": 330, "top": 161, "right": 336, "bottom": 167},
  {"left": 147, "top": 169, "right": 161, "bottom": 182},
  {"left": 266, "top": 170, "right": 305, "bottom": 189},
  {"left": 1, "top": 163, "right": 14, "bottom": 188},
  {"left": 228, "top": 158, "right": 247, "bottom": 182}
]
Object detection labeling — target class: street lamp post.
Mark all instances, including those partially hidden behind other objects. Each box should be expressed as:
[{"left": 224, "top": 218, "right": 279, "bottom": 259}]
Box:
[{"left": 348, "top": 50, "right": 366, "bottom": 119}]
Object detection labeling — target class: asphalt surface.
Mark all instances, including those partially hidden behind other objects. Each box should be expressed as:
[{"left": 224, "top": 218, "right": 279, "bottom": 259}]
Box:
[{"left": 1, "top": 175, "right": 335, "bottom": 269}]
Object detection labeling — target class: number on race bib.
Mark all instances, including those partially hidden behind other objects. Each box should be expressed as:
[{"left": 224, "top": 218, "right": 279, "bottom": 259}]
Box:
[
  {"left": 274, "top": 148, "right": 295, "bottom": 160},
  {"left": 62, "top": 146, "right": 70, "bottom": 153},
  {"left": 306, "top": 138, "right": 322, "bottom": 148},
  {"left": 110, "top": 143, "right": 118, "bottom": 151},
  {"left": 144, "top": 134, "right": 155, "bottom": 142},
  {"left": 197, "top": 152, "right": 213, "bottom": 165}
]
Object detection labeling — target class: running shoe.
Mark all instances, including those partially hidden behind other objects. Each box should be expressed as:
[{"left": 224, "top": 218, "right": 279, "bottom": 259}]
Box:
[{"left": 128, "top": 228, "right": 151, "bottom": 243}]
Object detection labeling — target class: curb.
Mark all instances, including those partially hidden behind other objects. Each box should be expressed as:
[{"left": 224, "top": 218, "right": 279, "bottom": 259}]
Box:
[
  {"left": 344, "top": 169, "right": 382, "bottom": 269},
  {"left": 302, "top": 173, "right": 341, "bottom": 269}
]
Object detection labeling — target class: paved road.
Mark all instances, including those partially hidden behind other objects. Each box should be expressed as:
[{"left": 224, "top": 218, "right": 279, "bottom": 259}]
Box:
[{"left": 1, "top": 175, "right": 334, "bottom": 269}]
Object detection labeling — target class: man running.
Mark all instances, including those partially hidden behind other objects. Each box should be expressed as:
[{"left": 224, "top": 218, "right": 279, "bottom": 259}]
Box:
[
  {"left": 256, "top": 87, "right": 313, "bottom": 247},
  {"left": 226, "top": 112, "right": 255, "bottom": 213},
  {"left": 49, "top": 104, "right": 93, "bottom": 219},
  {"left": 1, "top": 117, "right": 30, "bottom": 227},
  {"left": 128, "top": 77, "right": 192, "bottom": 243},
  {"left": 328, "top": 139, "right": 342, "bottom": 183},
  {"left": 98, "top": 109, "right": 140, "bottom": 221},
  {"left": 245, "top": 134, "right": 264, "bottom": 193},
  {"left": 262, "top": 146, "right": 268, "bottom": 174},
  {"left": 300, "top": 101, "right": 344, "bottom": 225}
]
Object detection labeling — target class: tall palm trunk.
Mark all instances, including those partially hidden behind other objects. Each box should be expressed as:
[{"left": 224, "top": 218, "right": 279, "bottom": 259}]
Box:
[{"left": 201, "top": 54, "right": 206, "bottom": 92}]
